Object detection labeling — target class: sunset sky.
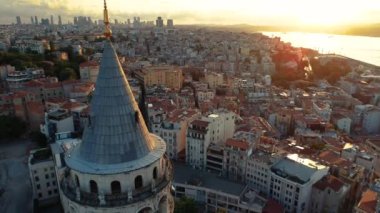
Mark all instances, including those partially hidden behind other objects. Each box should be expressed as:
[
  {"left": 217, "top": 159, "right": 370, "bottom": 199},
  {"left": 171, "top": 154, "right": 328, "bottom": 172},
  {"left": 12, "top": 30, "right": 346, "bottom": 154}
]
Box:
[{"left": 1, "top": 0, "right": 380, "bottom": 26}]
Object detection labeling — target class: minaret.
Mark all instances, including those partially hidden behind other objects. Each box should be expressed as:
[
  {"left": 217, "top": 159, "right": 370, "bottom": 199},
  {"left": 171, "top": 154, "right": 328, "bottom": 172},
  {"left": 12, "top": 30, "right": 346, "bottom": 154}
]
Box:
[{"left": 57, "top": 1, "right": 174, "bottom": 212}]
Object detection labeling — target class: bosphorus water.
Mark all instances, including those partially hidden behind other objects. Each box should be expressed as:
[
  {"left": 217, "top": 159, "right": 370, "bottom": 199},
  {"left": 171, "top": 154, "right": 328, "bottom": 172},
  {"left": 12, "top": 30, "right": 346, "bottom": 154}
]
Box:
[{"left": 263, "top": 32, "right": 380, "bottom": 66}]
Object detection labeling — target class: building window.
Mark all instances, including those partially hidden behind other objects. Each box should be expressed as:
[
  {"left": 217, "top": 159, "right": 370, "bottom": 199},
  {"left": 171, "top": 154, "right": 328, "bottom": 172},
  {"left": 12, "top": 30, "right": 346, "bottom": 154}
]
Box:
[
  {"left": 54, "top": 189, "right": 58, "bottom": 194},
  {"left": 48, "top": 190, "right": 52, "bottom": 195},
  {"left": 46, "top": 182, "right": 50, "bottom": 187},
  {"left": 111, "top": 181, "right": 121, "bottom": 194},
  {"left": 36, "top": 184, "right": 40, "bottom": 190},
  {"left": 153, "top": 167, "right": 158, "bottom": 179},
  {"left": 38, "top": 193, "right": 42, "bottom": 198},
  {"left": 135, "top": 175, "right": 143, "bottom": 190},
  {"left": 89, "top": 180, "right": 98, "bottom": 194},
  {"left": 45, "top": 174, "right": 49, "bottom": 179},
  {"left": 35, "top": 176, "right": 39, "bottom": 182}
]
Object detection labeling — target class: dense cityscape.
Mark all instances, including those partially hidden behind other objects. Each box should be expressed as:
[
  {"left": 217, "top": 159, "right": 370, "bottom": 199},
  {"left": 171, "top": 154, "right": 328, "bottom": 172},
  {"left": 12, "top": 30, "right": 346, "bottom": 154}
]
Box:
[{"left": 0, "top": 1, "right": 380, "bottom": 213}]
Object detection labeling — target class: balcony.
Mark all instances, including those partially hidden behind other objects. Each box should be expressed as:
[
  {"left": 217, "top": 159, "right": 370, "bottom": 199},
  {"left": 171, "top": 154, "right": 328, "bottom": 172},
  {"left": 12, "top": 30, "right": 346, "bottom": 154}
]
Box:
[
  {"left": 61, "top": 175, "right": 171, "bottom": 207},
  {"left": 61, "top": 157, "right": 173, "bottom": 207}
]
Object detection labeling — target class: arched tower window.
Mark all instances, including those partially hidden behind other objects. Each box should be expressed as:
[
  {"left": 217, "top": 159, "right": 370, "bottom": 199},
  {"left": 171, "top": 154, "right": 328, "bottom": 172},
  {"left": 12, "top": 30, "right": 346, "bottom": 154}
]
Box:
[
  {"left": 75, "top": 175, "right": 80, "bottom": 187},
  {"left": 135, "top": 175, "right": 143, "bottom": 189},
  {"left": 153, "top": 167, "right": 158, "bottom": 179},
  {"left": 111, "top": 181, "right": 121, "bottom": 194},
  {"left": 89, "top": 180, "right": 98, "bottom": 194}
]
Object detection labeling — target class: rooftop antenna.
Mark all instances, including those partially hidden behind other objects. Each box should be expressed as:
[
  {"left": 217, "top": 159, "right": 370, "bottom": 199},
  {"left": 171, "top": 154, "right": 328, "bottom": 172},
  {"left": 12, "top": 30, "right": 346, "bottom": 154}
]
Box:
[{"left": 103, "top": 0, "right": 112, "bottom": 39}]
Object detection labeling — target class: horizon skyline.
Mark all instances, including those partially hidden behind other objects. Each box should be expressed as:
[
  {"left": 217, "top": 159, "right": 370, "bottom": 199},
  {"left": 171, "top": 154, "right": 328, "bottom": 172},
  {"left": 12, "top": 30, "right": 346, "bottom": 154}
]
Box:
[{"left": 1, "top": 0, "right": 380, "bottom": 27}]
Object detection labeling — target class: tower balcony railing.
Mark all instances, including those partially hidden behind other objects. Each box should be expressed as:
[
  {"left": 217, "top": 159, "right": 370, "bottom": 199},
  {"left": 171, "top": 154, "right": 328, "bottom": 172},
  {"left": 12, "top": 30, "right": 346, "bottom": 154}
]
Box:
[{"left": 60, "top": 172, "right": 171, "bottom": 207}]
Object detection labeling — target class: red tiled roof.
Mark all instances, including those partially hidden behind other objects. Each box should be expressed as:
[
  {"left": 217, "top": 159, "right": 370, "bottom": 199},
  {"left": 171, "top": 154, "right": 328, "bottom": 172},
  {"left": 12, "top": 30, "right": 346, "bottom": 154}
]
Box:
[
  {"left": 263, "top": 198, "right": 284, "bottom": 213},
  {"left": 44, "top": 82, "right": 61, "bottom": 89},
  {"left": 357, "top": 189, "right": 377, "bottom": 213},
  {"left": 318, "top": 150, "right": 350, "bottom": 168},
  {"left": 71, "top": 84, "right": 94, "bottom": 93},
  {"left": 46, "top": 97, "right": 67, "bottom": 104},
  {"left": 62, "top": 79, "right": 81, "bottom": 85},
  {"left": 80, "top": 61, "right": 99, "bottom": 68},
  {"left": 225, "top": 138, "right": 250, "bottom": 150},
  {"left": 26, "top": 101, "right": 45, "bottom": 114},
  {"left": 61, "top": 101, "right": 85, "bottom": 110},
  {"left": 313, "top": 175, "right": 345, "bottom": 192},
  {"left": 23, "top": 80, "right": 44, "bottom": 88},
  {"left": 0, "top": 94, "right": 13, "bottom": 101},
  {"left": 191, "top": 119, "right": 209, "bottom": 127},
  {"left": 167, "top": 109, "right": 198, "bottom": 122}
]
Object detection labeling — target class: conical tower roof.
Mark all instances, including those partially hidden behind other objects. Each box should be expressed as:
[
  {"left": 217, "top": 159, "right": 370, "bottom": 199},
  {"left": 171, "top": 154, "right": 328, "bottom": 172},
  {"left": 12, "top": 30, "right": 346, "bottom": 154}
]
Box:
[
  {"left": 65, "top": 41, "right": 166, "bottom": 174},
  {"left": 78, "top": 41, "right": 155, "bottom": 164},
  {"left": 65, "top": 1, "right": 166, "bottom": 174}
]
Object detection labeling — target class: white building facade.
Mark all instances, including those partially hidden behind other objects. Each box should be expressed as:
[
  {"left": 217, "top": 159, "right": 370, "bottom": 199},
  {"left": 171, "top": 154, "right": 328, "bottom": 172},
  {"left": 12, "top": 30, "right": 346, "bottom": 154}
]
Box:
[
  {"left": 28, "top": 148, "right": 59, "bottom": 206},
  {"left": 269, "top": 154, "right": 329, "bottom": 213}
]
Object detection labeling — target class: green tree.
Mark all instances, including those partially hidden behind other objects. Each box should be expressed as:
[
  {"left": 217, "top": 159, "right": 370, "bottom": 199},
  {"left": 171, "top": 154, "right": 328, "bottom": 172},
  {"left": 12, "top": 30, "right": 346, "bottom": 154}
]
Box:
[
  {"left": 174, "top": 197, "right": 197, "bottom": 213},
  {"left": 30, "top": 131, "right": 48, "bottom": 147},
  {"left": 59, "top": 67, "right": 78, "bottom": 81},
  {"left": 0, "top": 116, "right": 27, "bottom": 139},
  {"left": 310, "top": 58, "right": 351, "bottom": 84}
]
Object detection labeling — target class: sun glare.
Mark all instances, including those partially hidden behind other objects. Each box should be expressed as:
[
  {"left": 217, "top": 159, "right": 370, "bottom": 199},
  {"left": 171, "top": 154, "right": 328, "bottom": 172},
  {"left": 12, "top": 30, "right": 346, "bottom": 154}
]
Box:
[{"left": 292, "top": 1, "right": 361, "bottom": 26}]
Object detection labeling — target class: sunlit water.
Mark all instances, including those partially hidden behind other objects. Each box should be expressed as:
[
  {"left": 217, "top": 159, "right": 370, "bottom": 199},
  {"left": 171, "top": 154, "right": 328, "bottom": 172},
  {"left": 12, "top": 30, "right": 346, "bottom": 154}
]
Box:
[{"left": 263, "top": 32, "right": 380, "bottom": 66}]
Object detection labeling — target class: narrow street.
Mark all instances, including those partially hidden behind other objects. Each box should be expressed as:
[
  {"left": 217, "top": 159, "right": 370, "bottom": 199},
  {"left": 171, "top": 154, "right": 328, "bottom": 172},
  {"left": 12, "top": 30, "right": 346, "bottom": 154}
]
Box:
[{"left": 0, "top": 140, "right": 36, "bottom": 213}]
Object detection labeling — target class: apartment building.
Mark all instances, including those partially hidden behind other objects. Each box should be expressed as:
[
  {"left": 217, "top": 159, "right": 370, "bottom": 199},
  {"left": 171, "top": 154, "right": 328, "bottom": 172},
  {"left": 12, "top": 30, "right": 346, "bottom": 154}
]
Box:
[{"left": 28, "top": 148, "right": 59, "bottom": 206}]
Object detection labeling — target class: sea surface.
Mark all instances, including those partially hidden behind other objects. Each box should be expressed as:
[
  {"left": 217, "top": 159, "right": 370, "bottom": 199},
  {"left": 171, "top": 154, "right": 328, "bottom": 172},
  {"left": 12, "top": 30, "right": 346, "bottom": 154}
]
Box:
[{"left": 262, "top": 32, "right": 380, "bottom": 66}]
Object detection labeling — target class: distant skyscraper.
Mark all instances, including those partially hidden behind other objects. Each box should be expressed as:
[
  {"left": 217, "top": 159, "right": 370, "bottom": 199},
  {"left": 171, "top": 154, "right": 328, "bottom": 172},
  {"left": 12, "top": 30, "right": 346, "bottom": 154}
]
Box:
[
  {"left": 16, "top": 16, "right": 21, "bottom": 25},
  {"left": 127, "top": 18, "right": 131, "bottom": 27},
  {"left": 88, "top": 17, "right": 92, "bottom": 25},
  {"left": 167, "top": 19, "right": 174, "bottom": 28},
  {"left": 114, "top": 19, "right": 118, "bottom": 25},
  {"left": 31, "top": 16, "right": 34, "bottom": 25},
  {"left": 73, "top": 17, "right": 78, "bottom": 25},
  {"left": 156, "top": 16, "right": 164, "bottom": 28},
  {"left": 58, "top": 15, "right": 62, "bottom": 25},
  {"left": 50, "top": 15, "right": 54, "bottom": 25},
  {"left": 34, "top": 16, "right": 38, "bottom": 25},
  {"left": 133, "top": 17, "right": 140, "bottom": 28},
  {"left": 41, "top": 18, "right": 50, "bottom": 25}
]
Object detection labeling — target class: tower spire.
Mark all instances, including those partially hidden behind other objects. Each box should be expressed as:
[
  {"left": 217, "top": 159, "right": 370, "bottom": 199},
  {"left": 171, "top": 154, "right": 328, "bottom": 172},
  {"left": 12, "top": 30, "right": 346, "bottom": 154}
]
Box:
[{"left": 103, "top": 0, "right": 112, "bottom": 38}]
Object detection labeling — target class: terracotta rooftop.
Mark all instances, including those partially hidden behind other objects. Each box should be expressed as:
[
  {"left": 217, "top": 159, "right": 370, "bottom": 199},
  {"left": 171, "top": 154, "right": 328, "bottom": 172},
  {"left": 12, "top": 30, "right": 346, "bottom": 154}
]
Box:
[
  {"left": 46, "top": 97, "right": 67, "bottom": 104},
  {"left": 23, "top": 80, "right": 44, "bottom": 88},
  {"left": 263, "top": 198, "right": 284, "bottom": 213},
  {"left": 317, "top": 150, "right": 350, "bottom": 168},
  {"left": 167, "top": 109, "right": 199, "bottom": 123},
  {"left": 313, "top": 175, "right": 345, "bottom": 192},
  {"left": 357, "top": 189, "right": 377, "bottom": 213},
  {"left": 44, "top": 82, "right": 61, "bottom": 89},
  {"left": 191, "top": 119, "right": 210, "bottom": 128},
  {"left": 12, "top": 92, "right": 27, "bottom": 99},
  {"left": 26, "top": 101, "right": 45, "bottom": 113},
  {"left": 62, "top": 79, "right": 81, "bottom": 85},
  {"left": 225, "top": 138, "right": 250, "bottom": 151},
  {"left": 61, "top": 101, "right": 86, "bottom": 111},
  {"left": 80, "top": 61, "right": 99, "bottom": 68},
  {"left": 71, "top": 83, "right": 94, "bottom": 93}
]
